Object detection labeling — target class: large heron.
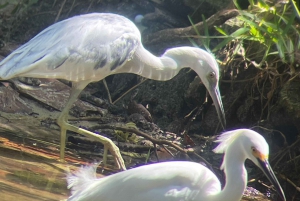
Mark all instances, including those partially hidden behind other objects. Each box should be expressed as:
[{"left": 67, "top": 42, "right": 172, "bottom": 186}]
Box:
[
  {"left": 0, "top": 13, "right": 225, "bottom": 170},
  {"left": 67, "top": 129, "right": 286, "bottom": 201}
]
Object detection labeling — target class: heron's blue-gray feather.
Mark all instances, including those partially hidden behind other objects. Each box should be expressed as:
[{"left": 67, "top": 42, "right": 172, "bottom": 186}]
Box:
[{"left": 0, "top": 13, "right": 140, "bottom": 81}]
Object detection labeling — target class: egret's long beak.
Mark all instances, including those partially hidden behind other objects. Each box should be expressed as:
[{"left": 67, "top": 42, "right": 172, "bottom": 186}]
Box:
[
  {"left": 257, "top": 158, "right": 286, "bottom": 201},
  {"left": 208, "top": 86, "right": 226, "bottom": 129}
]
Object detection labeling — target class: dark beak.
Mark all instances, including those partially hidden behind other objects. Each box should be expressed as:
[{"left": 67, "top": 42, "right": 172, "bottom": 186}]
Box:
[
  {"left": 208, "top": 86, "right": 226, "bottom": 129},
  {"left": 258, "top": 158, "right": 286, "bottom": 201}
]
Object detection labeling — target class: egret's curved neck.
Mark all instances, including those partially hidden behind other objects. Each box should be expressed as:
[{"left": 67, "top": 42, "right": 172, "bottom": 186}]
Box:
[
  {"left": 116, "top": 46, "right": 189, "bottom": 81},
  {"left": 211, "top": 145, "right": 247, "bottom": 201}
]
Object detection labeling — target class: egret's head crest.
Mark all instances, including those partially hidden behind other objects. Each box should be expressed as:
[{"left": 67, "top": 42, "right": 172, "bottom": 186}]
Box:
[
  {"left": 213, "top": 129, "right": 244, "bottom": 154},
  {"left": 213, "top": 129, "right": 270, "bottom": 170}
]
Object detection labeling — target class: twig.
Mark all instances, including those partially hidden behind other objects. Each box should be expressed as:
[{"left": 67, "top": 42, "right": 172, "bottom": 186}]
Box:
[
  {"left": 86, "top": 0, "right": 94, "bottom": 13},
  {"left": 68, "top": 117, "right": 103, "bottom": 121},
  {"left": 91, "top": 124, "right": 213, "bottom": 168},
  {"left": 66, "top": 0, "right": 76, "bottom": 18},
  {"left": 52, "top": 0, "right": 57, "bottom": 7},
  {"left": 161, "top": 144, "right": 174, "bottom": 157},
  {"left": 54, "top": 0, "right": 67, "bottom": 22},
  {"left": 250, "top": 126, "right": 288, "bottom": 147},
  {"left": 112, "top": 78, "right": 148, "bottom": 105},
  {"left": 221, "top": 76, "right": 257, "bottom": 83},
  {"left": 273, "top": 138, "right": 300, "bottom": 169},
  {"left": 102, "top": 79, "right": 112, "bottom": 104},
  {"left": 153, "top": 143, "right": 159, "bottom": 162},
  {"left": 143, "top": 9, "right": 239, "bottom": 49},
  {"left": 279, "top": 174, "right": 300, "bottom": 192},
  {"left": 0, "top": 114, "right": 10, "bottom": 123},
  {"left": 182, "top": 105, "right": 205, "bottom": 145}
]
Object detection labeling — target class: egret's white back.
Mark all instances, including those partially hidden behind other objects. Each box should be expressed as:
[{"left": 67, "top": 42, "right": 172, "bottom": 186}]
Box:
[{"left": 67, "top": 161, "right": 221, "bottom": 201}]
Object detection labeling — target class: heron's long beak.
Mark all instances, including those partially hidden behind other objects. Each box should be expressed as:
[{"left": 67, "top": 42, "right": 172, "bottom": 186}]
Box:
[
  {"left": 258, "top": 158, "right": 286, "bottom": 201},
  {"left": 208, "top": 86, "right": 226, "bottom": 129}
]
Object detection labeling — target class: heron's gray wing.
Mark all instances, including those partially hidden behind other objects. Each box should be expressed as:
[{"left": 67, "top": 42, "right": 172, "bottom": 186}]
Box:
[{"left": 0, "top": 13, "right": 141, "bottom": 81}]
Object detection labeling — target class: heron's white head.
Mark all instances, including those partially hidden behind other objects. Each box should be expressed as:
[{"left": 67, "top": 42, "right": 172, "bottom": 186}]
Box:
[
  {"left": 134, "top": 14, "right": 146, "bottom": 33},
  {"left": 190, "top": 48, "right": 225, "bottom": 129},
  {"left": 163, "top": 47, "right": 225, "bottom": 128},
  {"left": 134, "top": 15, "right": 144, "bottom": 24},
  {"left": 213, "top": 129, "right": 286, "bottom": 201}
]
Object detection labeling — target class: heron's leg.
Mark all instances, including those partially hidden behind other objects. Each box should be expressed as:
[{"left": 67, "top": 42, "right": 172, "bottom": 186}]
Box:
[
  {"left": 57, "top": 81, "right": 126, "bottom": 170},
  {"left": 57, "top": 82, "right": 87, "bottom": 161}
]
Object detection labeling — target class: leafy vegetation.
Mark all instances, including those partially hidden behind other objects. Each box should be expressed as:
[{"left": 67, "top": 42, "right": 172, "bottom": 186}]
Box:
[
  {"left": 196, "top": 0, "right": 299, "bottom": 68},
  {"left": 190, "top": 0, "right": 300, "bottom": 120},
  {"left": 114, "top": 122, "right": 139, "bottom": 143}
]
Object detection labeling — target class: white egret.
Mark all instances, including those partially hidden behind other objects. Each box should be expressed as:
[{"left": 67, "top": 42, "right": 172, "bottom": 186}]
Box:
[
  {"left": 66, "top": 129, "right": 286, "bottom": 201},
  {"left": 0, "top": 13, "right": 225, "bottom": 170}
]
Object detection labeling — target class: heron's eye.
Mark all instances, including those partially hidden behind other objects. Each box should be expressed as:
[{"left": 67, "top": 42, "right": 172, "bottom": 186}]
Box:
[
  {"left": 208, "top": 72, "right": 215, "bottom": 78},
  {"left": 251, "top": 147, "right": 260, "bottom": 158}
]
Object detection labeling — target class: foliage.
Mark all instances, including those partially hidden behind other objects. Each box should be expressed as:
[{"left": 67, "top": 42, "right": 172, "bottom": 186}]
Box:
[
  {"left": 227, "top": 1, "right": 298, "bottom": 65},
  {"left": 191, "top": 0, "right": 299, "bottom": 69},
  {"left": 187, "top": 0, "right": 300, "bottom": 131},
  {"left": 114, "top": 122, "right": 139, "bottom": 143},
  {"left": 189, "top": 0, "right": 300, "bottom": 120}
]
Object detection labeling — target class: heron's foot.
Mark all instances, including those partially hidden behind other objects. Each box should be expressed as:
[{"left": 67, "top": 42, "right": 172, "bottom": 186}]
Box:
[
  {"left": 105, "top": 141, "right": 126, "bottom": 171},
  {"left": 59, "top": 121, "right": 126, "bottom": 171}
]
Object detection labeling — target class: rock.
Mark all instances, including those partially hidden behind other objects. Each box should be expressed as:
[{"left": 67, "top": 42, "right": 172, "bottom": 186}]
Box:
[
  {"left": 279, "top": 80, "right": 300, "bottom": 117},
  {"left": 0, "top": 83, "right": 32, "bottom": 114},
  {"left": 127, "top": 101, "right": 152, "bottom": 122},
  {"left": 11, "top": 78, "right": 107, "bottom": 117}
]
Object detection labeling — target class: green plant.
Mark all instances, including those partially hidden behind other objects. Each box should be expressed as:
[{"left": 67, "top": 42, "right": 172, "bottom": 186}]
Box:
[
  {"left": 114, "top": 122, "right": 139, "bottom": 143},
  {"left": 215, "top": 0, "right": 299, "bottom": 67},
  {"left": 189, "top": 0, "right": 300, "bottom": 121}
]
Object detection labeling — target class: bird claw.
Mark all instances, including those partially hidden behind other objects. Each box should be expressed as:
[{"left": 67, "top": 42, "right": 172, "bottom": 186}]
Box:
[{"left": 108, "top": 143, "right": 126, "bottom": 171}]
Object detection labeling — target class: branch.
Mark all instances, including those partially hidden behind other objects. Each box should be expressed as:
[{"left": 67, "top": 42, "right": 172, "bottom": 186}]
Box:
[
  {"left": 92, "top": 124, "right": 213, "bottom": 168},
  {"left": 143, "top": 9, "right": 239, "bottom": 49}
]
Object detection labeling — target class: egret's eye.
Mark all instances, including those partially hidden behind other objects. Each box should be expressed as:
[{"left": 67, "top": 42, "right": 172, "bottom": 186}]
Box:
[
  {"left": 251, "top": 147, "right": 263, "bottom": 159},
  {"left": 208, "top": 72, "right": 215, "bottom": 78}
]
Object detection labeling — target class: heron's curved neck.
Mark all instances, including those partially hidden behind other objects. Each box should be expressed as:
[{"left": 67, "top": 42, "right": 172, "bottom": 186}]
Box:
[
  {"left": 117, "top": 46, "right": 188, "bottom": 81},
  {"left": 211, "top": 145, "right": 247, "bottom": 201}
]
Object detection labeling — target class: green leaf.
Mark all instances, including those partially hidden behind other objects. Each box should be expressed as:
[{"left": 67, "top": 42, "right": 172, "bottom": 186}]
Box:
[
  {"left": 212, "top": 28, "right": 249, "bottom": 52},
  {"left": 233, "top": 0, "right": 242, "bottom": 10},
  {"left": 212, "top": 37, "right": 233, "bottom": 52},
  {"left": 11, "top": 4, "right": 20, "bottom": 14},
  {"left": 201, "top": 14, "right": 210, "bottom": 51},
  {"left": 230, "top": 27, "right": 250, "bottom": 37},
  {"left": 29, "top": 0, "right": 39, "bottom": 5},
  {"left": 145, "top": 148, "right": 151, "bottom": 164},
  {"left": 214, "top": 26, "right": 228, "bottom": 36},
  {"left": 248, "top": 0, "right": 255, "bottom": 7},
  {"left": 276, "top": 41, "right": 285, "bottom": 61},
  {"left": 291, "top": 0, "right": 300, "bottom": 20},
  {"left": 187, "top": 38, "right": 200, "bottom": 48},
  {"left": 0, "top": 2, "right": 8, "bottom": 9},
  {"left": 257, "top": 0, "right": 269, "bottom": 10},
  {"left": 282, "top": 12, "right": 296, "bottom": 35},
  {"left": 287, "top": 38, "right": 294, "bottom": 63},
  {"left": 188, "top": 15, "right": 200, "bottom": 36}
]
